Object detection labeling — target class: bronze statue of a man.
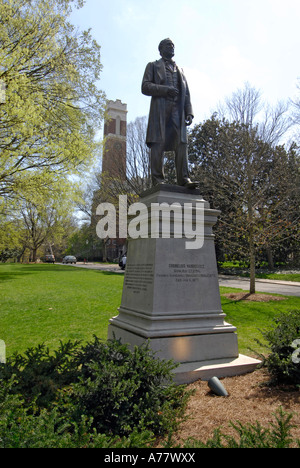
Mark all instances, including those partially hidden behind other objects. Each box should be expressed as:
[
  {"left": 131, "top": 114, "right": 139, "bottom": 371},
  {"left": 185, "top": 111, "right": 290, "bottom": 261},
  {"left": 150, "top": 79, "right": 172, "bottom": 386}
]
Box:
[{"left": 142, "top": 38, "right": 196, "bottom": 188}]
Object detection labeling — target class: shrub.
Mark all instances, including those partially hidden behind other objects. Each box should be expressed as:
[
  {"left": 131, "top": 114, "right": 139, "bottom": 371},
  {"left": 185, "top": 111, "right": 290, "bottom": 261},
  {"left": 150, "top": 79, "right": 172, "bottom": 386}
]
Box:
[
  {"left": 0, "top": 377, "right": 155, "bottom": 448},
  {"left": 69, "top": 337, "right": 190, "bottom": 436},
  {"left": 0, "top": 340, "right": 81, "bottom": 407},
  {"left": 0, "top": 337, "right": 190, "bottom": 438},
  {"left": 257, "top": 310, "right": 300, "bottom": 386}
]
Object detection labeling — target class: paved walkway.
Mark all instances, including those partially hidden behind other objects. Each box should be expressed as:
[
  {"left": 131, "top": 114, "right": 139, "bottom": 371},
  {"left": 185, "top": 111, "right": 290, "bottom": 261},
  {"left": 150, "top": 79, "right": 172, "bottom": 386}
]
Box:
[
  {"left": 218, "top": 275, "right": 300, "bottom": 297},
  {"left": 61, "top": 262, "right": 122, "bottom": 272},
  {"left": 60, "top": 263, "right": 300, "bottom": 297}
]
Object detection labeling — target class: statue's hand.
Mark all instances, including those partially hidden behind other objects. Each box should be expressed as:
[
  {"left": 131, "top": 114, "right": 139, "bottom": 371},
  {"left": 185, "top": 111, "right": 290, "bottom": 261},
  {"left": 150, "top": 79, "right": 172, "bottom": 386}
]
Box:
[
  {"left": 185, "top": 114, "right": 193, "bottom": 126},
  {"left": 167, "top": 86, "right": 179, "bottom": 97}
]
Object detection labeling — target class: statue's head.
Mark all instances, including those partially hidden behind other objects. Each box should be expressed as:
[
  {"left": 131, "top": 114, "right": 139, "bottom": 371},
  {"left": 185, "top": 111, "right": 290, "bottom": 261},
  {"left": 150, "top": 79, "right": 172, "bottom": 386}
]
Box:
[{"left": 158, "top": 38, "right": 175, "bottom": 59}]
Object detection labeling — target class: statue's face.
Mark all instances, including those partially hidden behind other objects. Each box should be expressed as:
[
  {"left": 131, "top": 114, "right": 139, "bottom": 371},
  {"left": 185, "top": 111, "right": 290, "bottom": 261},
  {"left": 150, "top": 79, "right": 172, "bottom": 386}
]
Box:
[{"left": 160, "top": 40, "right": 175, "bottom": 59}]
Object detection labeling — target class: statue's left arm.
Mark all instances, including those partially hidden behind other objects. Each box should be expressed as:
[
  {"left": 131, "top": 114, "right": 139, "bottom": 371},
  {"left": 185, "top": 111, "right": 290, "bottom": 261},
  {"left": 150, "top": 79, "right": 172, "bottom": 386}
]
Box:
[{"left": 183, "top": 75, "right": 194, "bottom": 126}]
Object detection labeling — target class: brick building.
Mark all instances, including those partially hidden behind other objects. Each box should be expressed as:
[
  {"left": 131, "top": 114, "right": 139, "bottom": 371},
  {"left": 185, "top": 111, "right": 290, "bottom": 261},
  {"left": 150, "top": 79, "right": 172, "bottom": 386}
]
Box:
[
  {"left": 102, "top": 99, "right": 127, "bottom": 180},
  {"left": 101, "top": 99, "right": 128, "bottom": 261}
]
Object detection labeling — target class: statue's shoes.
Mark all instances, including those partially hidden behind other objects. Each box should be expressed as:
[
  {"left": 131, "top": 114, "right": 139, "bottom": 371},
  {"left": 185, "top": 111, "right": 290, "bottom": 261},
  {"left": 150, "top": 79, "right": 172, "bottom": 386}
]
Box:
[{"left": 182, "top": 180, "right": 199, "bottom": 189}]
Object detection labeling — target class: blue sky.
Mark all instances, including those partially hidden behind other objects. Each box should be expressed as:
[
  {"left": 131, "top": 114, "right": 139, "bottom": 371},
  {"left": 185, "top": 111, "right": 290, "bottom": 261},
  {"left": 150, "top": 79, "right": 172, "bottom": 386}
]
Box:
[{"left": 70, "top": 0, "right": 300, "bottom": 127}]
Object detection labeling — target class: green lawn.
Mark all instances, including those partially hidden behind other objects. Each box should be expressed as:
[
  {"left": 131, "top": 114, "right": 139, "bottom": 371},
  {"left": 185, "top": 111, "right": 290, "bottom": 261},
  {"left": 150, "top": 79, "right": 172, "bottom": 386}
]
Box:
[
  {"left": 0, "top": 263, "right": 123, "bottom": 356},
  {"left": 0, "top": 263, "right": 299, "bottom": 358},
  {"left": 220, "top": 288, "right": 300, "bottom": 354},
  {"left": 255, "top": 273, "right": 300, "bottom": 282}
]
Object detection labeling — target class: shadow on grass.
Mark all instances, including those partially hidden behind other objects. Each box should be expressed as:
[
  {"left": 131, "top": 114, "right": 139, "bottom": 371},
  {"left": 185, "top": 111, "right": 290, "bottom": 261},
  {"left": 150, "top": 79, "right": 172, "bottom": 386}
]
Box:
[
  {"left": 0, "top": 264, "right": 125, "bottom": 284},
  {"left": 20, "top": 265, "right": 83, "bottom": 273},
  {"left": 0, "top": 263, "right": 83, "bottom": 283},
  {"left": 98, "top": 270, "right": 125, "bottom": 277},
  {"left": 0, "top": 271, "right": 29, "bottom": 282},
  {"left": 223, "top": 293, "right": 252, "bottom": 303}
]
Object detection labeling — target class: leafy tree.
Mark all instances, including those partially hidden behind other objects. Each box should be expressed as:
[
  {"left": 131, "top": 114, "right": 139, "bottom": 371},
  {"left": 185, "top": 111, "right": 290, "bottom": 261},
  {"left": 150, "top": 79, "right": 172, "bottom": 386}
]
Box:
[
  {"left": 0, "top": 213, "right": 23, "bottom": 260},
  {"left": 65, "top": 222, "right": 104, "bottom": 261},
  {"left": 215, "top": 83, "right": 294, "bottom": 291},
  {"left": 291, "top": 77, "right": 300, "bottom": 143},
  {"left": 189, "top": 115, "right": 299, "bottom": 292},
  {"left": 19, "top": 197, "right": 74, "bottom": 262},
  {"left": 0, "top": 0, "right": 105, "bottom": 202},
  {"left": 0, "top": 180, "right": 81, "bottom": 262}
]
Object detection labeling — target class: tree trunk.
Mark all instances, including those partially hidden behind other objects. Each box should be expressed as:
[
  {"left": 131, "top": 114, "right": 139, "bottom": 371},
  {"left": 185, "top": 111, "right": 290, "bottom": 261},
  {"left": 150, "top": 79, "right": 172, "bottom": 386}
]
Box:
[
  {"left": 102, "top": 239, "right": 108, "bottom": 263},
  {"left": 32, "top": 248, "right": 37, "bottom": 263},
  {"left": 247, "top": 140, "right": 256, "bottom": 295},
  {"left": 266, "top": 246, "right": 274, "bottom": 269},
  {"left": 249, "top": 225, "right": 256, "bottom": 294}
]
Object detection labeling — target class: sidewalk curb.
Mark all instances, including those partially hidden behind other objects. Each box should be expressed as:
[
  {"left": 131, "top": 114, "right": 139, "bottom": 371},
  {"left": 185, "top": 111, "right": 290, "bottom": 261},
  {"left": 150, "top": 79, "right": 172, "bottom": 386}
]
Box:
[
  {"left": 59, "top": 265, "right": 300, "bottom": 286},
  {"left": 218, "top": 275, "right": 300, "bottom": 287}
]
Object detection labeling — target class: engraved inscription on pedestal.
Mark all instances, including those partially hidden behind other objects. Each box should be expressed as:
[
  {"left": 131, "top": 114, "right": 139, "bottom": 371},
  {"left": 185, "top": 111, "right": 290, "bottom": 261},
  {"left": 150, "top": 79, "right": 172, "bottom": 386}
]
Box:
[
  {"left": 157, "top": 263, "right": 217, "bottom": 284},
  {"left": 124, "top": 264, "right": 154, "bottom": 294}
]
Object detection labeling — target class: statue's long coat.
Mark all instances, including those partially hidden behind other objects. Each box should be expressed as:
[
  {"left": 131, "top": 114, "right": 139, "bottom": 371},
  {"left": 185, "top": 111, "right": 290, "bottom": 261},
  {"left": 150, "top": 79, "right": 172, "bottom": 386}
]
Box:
[{"left": 142, "top": 58, "right": 194, "bottom": 147}]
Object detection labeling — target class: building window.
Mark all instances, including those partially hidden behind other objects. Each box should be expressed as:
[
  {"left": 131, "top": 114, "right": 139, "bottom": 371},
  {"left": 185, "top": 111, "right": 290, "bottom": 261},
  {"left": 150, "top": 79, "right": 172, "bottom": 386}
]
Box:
[{"left": 116, "top": 116, "right": 121, "bottom": 135}]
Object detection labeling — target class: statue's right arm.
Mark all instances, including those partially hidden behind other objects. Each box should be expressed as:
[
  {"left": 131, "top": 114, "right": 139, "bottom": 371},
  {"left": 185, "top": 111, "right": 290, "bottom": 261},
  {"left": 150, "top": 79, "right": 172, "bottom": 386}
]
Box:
[{"left": 142, "top": 62, "right": 169, "bottom": 97}]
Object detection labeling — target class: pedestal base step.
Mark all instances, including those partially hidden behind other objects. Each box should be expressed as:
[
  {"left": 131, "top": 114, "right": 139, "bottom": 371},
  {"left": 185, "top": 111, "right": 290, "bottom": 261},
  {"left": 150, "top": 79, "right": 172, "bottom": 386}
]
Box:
[{"left": 173, "top": 354, "right": 261, "bottom": 384}]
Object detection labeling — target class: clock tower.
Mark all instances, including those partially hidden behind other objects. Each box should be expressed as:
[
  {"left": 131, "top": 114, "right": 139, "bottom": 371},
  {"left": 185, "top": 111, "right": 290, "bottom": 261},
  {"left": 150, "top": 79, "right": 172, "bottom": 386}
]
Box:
[{"left": 102, "top": 99, "right": 127, "bottom": 179}]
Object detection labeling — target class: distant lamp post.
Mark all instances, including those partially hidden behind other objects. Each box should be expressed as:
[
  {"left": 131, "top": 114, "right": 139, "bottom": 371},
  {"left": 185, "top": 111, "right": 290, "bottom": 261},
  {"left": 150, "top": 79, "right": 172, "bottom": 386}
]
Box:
[{"left": 86, "top": 239, "right": 89, "bottom": 263}]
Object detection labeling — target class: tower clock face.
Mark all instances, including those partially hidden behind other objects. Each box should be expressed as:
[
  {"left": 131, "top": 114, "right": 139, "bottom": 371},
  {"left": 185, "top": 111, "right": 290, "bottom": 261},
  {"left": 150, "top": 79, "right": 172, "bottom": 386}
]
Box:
[{"left": 114, "top": 141, "right": 122, "bottom": 152}]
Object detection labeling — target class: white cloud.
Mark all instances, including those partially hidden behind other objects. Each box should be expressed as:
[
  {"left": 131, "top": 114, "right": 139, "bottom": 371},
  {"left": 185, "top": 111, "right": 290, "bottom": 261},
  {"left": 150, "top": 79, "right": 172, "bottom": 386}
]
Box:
[
  {"left": 218, "top": 47, "right": 252, "bottom": 76},
  {"left": 265, "top": 0, "right": 300, "bottom": 17},
  {"left": 184, "top": 67, "right": 218, "bottom": 121}
]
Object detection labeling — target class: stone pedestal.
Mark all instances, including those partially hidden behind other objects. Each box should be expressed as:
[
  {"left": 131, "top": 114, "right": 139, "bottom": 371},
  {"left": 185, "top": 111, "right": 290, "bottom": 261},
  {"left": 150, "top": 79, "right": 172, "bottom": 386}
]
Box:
[{"left": 108, "top": 185, "right": 260, "bottom": 383}]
